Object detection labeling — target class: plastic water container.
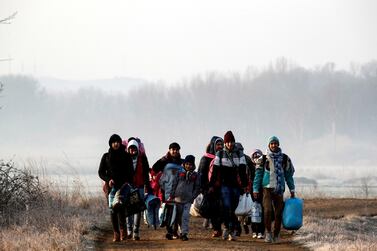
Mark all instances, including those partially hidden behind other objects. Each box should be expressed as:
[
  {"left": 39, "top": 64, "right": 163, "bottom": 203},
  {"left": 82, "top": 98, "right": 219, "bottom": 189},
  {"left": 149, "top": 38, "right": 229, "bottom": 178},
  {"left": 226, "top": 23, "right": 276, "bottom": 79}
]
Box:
[
  {"left": 251, "top": 201, "right": 262, "bottom": 223},
  {"left": 283, "top": 197, "right": 303, "bottom": 230}
]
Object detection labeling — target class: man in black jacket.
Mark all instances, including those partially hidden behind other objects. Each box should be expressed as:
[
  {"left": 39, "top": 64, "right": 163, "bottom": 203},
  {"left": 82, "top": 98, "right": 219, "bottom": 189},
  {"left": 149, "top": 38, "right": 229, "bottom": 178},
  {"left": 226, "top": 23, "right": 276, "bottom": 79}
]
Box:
[{"left": 98, "top": 134, "right": 133, "bottom": 242}]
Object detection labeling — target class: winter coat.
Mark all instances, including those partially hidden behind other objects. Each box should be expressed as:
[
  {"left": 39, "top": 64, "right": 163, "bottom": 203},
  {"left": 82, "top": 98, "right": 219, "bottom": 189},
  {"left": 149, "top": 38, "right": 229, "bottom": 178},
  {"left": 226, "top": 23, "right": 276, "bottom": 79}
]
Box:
[
  {"left": 245, "top": 154, "right": 254, "bottom": 192},
  {"left": 98, "top": 144, "right": 134, "bottom": 189},
  {"left": 210, "top": 145, "right": 248, "bottom": 188},
  {"left": 152, "top": 152, "right": 183, "bottom": 174},
  {"left": 159, "top": 163, "right": 182, "bottom": 202},
  {"left": 173, "top": 168, "right": 201, "bottom": 204},
  {"left": 253, "top": 148, "right": 295, "bottom": 195},
  {"left": 198, "top": 136, "right": 222, "bottom": 191},
  {"left": 128, "top": 140, "right": 151, "bottom": 189}
]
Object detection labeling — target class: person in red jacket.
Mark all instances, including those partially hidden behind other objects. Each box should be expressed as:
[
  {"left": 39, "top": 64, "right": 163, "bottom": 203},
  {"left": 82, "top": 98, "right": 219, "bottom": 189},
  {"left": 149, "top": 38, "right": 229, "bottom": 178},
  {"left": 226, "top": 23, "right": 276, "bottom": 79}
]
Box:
[{"left": 126, "top": 138, "right": 151, "bottom": 240}]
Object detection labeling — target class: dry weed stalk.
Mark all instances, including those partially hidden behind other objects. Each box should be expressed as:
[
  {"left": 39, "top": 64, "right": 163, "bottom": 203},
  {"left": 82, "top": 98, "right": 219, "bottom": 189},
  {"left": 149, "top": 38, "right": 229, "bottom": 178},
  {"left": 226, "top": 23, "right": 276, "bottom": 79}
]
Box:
[{"left": 0, "top": 160, "right": 106, "bottom": 250}]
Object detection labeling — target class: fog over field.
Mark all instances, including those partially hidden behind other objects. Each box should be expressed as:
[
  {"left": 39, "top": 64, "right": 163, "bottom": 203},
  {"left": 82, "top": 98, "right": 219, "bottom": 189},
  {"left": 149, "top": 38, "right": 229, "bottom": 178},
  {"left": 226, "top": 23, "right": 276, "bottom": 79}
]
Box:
[{"left": 1, "top": 60, "right": 376, "bottom": 186}]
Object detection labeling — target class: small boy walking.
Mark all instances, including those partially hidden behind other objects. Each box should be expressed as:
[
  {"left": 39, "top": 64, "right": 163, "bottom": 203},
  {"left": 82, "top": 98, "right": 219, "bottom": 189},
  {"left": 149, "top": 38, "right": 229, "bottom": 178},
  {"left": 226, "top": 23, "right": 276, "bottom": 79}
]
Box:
[{"left": 172, "top": 155, "right": 201, "bottom": 241}]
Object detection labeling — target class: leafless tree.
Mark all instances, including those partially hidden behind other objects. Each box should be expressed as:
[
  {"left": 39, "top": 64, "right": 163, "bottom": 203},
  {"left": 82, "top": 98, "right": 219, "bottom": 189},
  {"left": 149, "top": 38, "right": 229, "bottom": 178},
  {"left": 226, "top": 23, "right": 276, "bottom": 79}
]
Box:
[{"left": 360, "top": 177, "right": 370, "bottom": 199}]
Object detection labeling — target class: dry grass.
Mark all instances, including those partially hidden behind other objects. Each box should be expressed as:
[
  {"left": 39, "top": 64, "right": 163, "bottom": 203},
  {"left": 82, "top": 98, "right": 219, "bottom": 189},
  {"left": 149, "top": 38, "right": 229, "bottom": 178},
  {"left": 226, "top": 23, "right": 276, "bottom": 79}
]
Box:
[
  {"left": 0, "top": 161, "right": 106, "bottom": 251},
  {"left": 294, "top": 215, "right": 377, "bottom": 251},
  {"left": 0, "top": 187, "right": 106, "bottom": 251}
]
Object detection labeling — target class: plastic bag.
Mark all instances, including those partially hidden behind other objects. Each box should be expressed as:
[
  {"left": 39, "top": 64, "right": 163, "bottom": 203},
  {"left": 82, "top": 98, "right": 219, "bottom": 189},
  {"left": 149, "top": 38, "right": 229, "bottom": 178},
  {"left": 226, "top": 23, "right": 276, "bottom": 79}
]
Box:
[
  {"left": 235, "top": 193, "right": 253, "bottom": 216},
  {"left": 190, "top": 193, "right": 203, "bottom": 217},
  {"left": 251, "top": 201, "right": 262, "bottom": 223},
  {"left": 144, "top": 193, "right": 161, "bottom": 229},
  {"left": 283, "top": 197, "right": 303, "bottom": 230}
]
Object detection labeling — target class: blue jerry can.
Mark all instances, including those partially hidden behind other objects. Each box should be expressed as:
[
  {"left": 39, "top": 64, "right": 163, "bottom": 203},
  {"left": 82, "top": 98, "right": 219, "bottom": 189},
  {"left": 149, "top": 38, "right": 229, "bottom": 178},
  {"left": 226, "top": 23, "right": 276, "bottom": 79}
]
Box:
[{"left": 282, "top": 197, "right": 303, "bottom": 230}]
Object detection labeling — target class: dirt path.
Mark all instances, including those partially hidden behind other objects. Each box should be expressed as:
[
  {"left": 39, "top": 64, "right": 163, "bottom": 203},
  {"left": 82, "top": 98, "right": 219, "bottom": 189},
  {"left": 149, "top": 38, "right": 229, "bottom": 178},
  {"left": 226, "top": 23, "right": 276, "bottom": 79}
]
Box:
[
  {"left": 89, "top": 198, "right": 377, "bottom": 251},
  {"left": 91, "top": 216, "right": 307, "bottom": 251}
]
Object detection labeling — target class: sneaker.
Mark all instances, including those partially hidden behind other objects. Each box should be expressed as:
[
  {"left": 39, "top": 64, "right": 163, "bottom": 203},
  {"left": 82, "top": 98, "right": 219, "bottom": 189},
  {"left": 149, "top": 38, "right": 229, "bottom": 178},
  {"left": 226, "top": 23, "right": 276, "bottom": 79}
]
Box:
[
  {"left": 257, "top": 233, "right": 264, "bottom": 239},
  {"left": 127, "top": 230, "right": 133, "bottom": 239},
  {"left": 273, "top": 233, "right": 280, "bottom": 243},
  {"left": 173, "top": 232, "right": 180, "bottom": 240},
  {"left": 212, "top": 231, "right": 222, "bottom": 238},
  {"left": 165, "top": 233, "right": 173, "bottom": 240},
  {"left": 228, "top": 231, "right": 237, "bottom": 241},
  {"left": 265, "top": 232, "right": 273, "bottom": 243},
  {"left": 113, "top": 232, "right": 120, "bottom": 242},
  {"left": 181, "top": 234, "right": 189, "bottom": 241},
  {"left": 133, "top": 232, "right": 140, "bottom": 241},
  {"left": 252, "top": 232, "right": 257, "bottom": 238},
  {"left": 222, "top": 229, "right": 229, "bottom": 240}
]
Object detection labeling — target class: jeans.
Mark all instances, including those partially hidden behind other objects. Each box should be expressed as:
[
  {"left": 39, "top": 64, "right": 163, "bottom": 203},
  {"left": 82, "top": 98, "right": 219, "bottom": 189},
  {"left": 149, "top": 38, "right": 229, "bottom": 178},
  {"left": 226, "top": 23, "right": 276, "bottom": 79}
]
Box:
[
  {"left": 175, "top": 202, "right": 191, "bottom": 235},
  {"left": 221, "top": 186, "right": 240, "bottom": 232}
]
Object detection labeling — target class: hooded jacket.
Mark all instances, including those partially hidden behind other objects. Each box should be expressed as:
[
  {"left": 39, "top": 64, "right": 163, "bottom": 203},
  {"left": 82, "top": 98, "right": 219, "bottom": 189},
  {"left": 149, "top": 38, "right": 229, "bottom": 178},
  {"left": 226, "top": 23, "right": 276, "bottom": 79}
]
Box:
[
  {"left": 159, "top": 163, "right": 182, "bottom": 202},
  {"left": 198, "top": 136, "right": 223, "bottom": 191},
  {"left": 98, "top": 144, "right": 134, "bottom": 189},
  {"left": 128, "top": 139, "right": 151, "bottom": 188}
]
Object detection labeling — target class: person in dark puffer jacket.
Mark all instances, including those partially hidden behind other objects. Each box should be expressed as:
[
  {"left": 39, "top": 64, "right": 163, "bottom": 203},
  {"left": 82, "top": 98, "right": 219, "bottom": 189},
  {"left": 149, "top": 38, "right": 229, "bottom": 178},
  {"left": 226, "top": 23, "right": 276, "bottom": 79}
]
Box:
[
  {"left": 152, "top": 142, "right": 183, "bottom": 240},
  {"left": 98, "top": 134, "right": 134, "bottom": 242},
  {"left": 198, "top": 136, "right": 224, "bottom": 237}
]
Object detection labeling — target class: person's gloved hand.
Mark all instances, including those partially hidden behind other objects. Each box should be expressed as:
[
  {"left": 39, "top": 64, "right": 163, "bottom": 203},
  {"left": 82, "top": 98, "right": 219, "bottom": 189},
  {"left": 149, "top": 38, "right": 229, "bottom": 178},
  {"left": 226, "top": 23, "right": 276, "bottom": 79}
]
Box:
[
  {"left": 290, "top": 191, "right": 295, "bottom": 198},
  {"left": 253, "top": 192, "right": 259, "bottom": 200}
]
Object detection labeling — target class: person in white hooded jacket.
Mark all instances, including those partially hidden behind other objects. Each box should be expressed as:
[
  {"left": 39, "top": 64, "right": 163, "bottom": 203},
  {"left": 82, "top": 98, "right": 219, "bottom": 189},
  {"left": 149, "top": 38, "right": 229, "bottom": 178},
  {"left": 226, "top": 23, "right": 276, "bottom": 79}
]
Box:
[{"left": 126, "top": 138, "right": 151, "bottom": 240}]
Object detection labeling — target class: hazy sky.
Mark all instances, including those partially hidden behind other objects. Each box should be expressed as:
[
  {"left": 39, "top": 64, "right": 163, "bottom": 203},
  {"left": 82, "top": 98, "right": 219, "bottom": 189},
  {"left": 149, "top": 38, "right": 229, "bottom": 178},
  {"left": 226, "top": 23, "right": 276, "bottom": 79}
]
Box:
[{"left": 1, "top": 0, "right": 376, "bottom": 83}]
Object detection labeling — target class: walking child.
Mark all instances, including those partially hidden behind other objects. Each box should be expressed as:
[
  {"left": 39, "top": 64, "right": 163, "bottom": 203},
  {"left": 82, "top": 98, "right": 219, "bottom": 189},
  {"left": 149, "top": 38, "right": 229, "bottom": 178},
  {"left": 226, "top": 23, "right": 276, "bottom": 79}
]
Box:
[{"left": 173, "top": 155, "right": 201, "bottom": 241}]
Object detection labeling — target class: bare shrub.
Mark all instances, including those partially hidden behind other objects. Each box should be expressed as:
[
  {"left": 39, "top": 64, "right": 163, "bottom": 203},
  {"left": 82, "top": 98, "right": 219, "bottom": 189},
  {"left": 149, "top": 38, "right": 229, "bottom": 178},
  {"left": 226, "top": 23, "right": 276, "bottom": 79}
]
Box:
[
  {"left": 0, "top": 160, "right": 107, "bottom": 250},
  {"left": 0, "top": 160, "right": 46, "bottom": 225}
]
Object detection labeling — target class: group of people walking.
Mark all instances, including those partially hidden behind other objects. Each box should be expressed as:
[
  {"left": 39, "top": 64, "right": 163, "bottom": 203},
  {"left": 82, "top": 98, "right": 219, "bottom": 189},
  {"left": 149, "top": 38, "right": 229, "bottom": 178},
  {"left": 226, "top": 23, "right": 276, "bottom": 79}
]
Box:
[{"left": 98, "top": 130, "right": 296, "bottom": 244}]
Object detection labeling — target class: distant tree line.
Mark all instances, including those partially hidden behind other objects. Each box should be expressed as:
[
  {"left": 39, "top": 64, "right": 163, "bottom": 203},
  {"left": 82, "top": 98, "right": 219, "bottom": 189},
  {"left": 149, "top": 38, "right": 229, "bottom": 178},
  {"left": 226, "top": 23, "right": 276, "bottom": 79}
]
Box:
[{"left": 0, "top": 59, "right": 376, "bottom": 165}]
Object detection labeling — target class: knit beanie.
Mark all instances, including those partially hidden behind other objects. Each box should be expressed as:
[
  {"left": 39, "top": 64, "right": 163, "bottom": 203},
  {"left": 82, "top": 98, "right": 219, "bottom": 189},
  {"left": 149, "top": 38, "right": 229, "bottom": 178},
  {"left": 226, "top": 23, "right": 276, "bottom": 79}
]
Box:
[
  {"left": 268, "top": 136, "right": 280, "bottom": 145},
  {"left": 169, "top": 142, "right": 181, "bottom": 150},
  {"left": 183, "top": 155, "right": 195, "bottom": 165},
  {"left": 224, "top": 130, "right": 235, "bottom": 143},
  {"left": 108, "top": 134, "right": 122, "bottom": 147}
]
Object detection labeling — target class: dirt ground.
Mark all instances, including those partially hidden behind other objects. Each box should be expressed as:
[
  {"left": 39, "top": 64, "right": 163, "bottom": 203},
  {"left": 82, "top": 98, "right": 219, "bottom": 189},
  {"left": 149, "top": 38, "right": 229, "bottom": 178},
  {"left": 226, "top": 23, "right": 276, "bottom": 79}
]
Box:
[{"left": 88, "top": 198, "right": 377, "bottom": 251}]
